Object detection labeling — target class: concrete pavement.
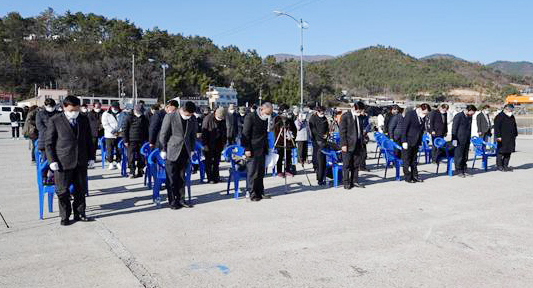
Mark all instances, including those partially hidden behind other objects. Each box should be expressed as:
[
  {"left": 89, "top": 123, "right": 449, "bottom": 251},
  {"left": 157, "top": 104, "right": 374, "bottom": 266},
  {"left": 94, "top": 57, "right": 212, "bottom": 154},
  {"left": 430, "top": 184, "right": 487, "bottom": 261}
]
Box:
[{"left": 1, "top": 128, "right": 533, "bottom": 287}]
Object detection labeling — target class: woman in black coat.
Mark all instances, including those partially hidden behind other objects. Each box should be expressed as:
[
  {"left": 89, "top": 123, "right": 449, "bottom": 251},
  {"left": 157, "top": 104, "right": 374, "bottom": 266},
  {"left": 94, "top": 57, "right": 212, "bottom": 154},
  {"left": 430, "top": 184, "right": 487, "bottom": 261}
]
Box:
[{"left": 494, "top": 104, "right": 518, "bottom": 171}]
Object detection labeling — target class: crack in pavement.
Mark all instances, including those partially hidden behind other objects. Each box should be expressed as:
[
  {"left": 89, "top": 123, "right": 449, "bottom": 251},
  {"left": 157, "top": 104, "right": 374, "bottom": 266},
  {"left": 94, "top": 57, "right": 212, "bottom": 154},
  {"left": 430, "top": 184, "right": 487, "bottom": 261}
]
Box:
[{"left": 94, "top": 221, "right": 159, "bottom": 288}]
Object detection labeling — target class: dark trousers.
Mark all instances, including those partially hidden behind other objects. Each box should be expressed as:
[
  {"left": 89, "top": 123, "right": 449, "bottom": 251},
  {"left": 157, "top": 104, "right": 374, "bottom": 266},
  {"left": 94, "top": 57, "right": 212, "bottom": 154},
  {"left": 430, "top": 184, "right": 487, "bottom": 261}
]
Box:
[
  {"left": 105, "top": 138, "right": 121, "bottom": 163},
  {"left": 30, "top": 140, "right": 36, "bottom": 161},
  {"left": 11, "top": 126, "right": 19, "bottom": 138},
  {"left": 431, "top": 135, "right": 443, "bottom": 162},
  {"left": 454, "top": 141, "right": 470, "bottom": 173},
  {"left": 276, "top": 147, "right": 293, "bottom": 174},
  {"left": 402, "top": 146, "right": 419, "bottom": 181},
  {"left": 312, "top": 141, "right": 318, "bottom": 170},
  {"left": 359, "top": 142, "right": 368, "bottom": 170},
  {"left": 205, "top": 147, "right": 222, "bottom": 182},
  {"left": 127, "top": 141, "right": 145, "bottom": 173},
  {"left": 343, "top": 147, "right": 363, "bottom": 185},
  {"left": 165, "top": 150, "right": 189, "bottom": 207},
  {"left": 54, "top": 165, "right": 88, "bottom": 221},
  {"left": 246, "top": 154, "right": 266, "bottom": 199},
  {"left": 296, "top": 141, "right": 308, "bottom": 164},
  {"left": 496, "top": 152, "right": 511, "bottom": 168},
  {"left": 316, "top": 145, "right": 327, "bottom": 184},
  {"left": 91, "top": 137, "right": 98, "bottom": 160}
]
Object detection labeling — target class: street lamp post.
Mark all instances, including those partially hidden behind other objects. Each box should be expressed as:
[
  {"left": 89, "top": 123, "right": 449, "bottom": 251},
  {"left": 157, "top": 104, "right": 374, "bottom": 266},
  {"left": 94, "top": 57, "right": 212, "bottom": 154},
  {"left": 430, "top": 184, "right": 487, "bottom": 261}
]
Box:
[
  {"left": 149, "top": 59, "right": 169, "bottom": 104},
  {"left": 273, "top": 10, "right": 309, "bottom": 108}
]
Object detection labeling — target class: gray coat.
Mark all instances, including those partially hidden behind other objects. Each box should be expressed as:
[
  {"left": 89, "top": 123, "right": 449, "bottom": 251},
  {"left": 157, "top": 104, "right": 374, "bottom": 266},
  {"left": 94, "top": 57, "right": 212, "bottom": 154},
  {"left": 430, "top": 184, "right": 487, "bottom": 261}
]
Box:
[{"left": 159, "top": 112, "right": 197, "bottom": 162}]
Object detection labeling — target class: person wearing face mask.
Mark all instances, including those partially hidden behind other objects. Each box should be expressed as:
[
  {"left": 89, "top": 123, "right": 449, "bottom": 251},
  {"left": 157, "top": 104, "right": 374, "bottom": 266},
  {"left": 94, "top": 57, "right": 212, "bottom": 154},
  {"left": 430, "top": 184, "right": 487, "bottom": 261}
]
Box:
[
  {"left": 429, "top": 103, "right": 449, "bottom": 162},
  {"left": 340, "top": 102, "right": 366, "bottom": 189},
  {"left": 36, "top": 98, "right": 59, "bottom": 153},
  {"left": 101, "top": 102, "right": 122, "bottom": 170},
  {"left": 159, "top": 101, "right": 198, "bottom": 209},
  {"left": 242, "top": 102, "right": 273, "bottom": 201},
  {"left": 400, "top": 103, "right": 431, "bottom": 183},
  {"left": 123, "top": 104, "right": 149, "bottom": 178},
  {"left": 226, "top": 104, "right": 238, "bottom": 145},
  {"left": 273, "top": 104, "right": 297, "bottom": 177},
  {"left": 356, "top": 101, "right": 372, "bottom": 172},
  {"left": 452, "top": 104, "right": 477, "bottom": 178},
  {"left": 476, "top": 105, "right": 493, "bottom": 142},
  {"left": 201, "top": 107, "right": 227, "bottom": 183},
  {"left": 237, "top": 106, "right": 247, "bottom": 143},
  {"left": 310, "top": 106, "right": 329, "bottom": 186},
  {"left": 494, "top": 104, "right": 518, "bottom": 172},
  {"left": 149, "top": 101, "right": 177, "bottom": 150},
  {"left": 88, "top": 102, "right": 104, "bottom": 161},
  {"left": 295, "top": 111, "right": 310, "bottom": 165},
  {"left": 45, "top": 96, "right": 94, "bottom": 226}
]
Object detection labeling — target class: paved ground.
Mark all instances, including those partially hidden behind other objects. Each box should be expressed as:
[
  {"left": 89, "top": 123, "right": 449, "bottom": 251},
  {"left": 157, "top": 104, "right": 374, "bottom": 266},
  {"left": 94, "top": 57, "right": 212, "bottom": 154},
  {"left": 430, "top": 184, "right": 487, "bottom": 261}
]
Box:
[{"left": 1, "top": 127, "right": 532, "bottom": 288}]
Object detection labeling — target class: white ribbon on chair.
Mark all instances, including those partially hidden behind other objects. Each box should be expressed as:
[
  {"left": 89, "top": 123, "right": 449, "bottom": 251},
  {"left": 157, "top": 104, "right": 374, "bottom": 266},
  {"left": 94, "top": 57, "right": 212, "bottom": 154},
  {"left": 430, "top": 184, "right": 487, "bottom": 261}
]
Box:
[{"left": 265, "top": 149, "right": 279, "bottom": 169}]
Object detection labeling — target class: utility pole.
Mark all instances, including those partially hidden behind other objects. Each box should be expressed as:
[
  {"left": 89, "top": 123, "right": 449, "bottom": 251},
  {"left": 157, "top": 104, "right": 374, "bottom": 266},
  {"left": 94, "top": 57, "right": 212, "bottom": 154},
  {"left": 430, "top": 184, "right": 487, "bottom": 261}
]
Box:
[
  {"left": 259, "top": 88, "right": 262, "bottom": 106},
  {"left": 132, "top": 54, "right": 136, "bottom": 105}
]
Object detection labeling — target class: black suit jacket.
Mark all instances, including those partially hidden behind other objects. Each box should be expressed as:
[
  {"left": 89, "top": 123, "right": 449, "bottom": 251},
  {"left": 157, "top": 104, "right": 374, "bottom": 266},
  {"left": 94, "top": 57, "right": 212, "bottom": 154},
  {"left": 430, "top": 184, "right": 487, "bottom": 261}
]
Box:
[
  {"left": 429, "top": 110, "right": 448, "bottom": 137},
  {"left": 400, "top": 110, "right": 426, "bottom": 147},
  {"left": 476, "top": 112, "right": 492, "bottom": 135},
  {"left": 159, "top": 112, "right": 197, "bottom": 162},
  {"left": 149, "top": 110, "right": 166, "bottom": 145},
  {"left": 452, "top": 112, "right": 472, "bottom": 143},
  {"left": 340, "top": 111, "right": 364, "bottom": 152},
  {"left": 242, "top": 111, "right": 269, "bottom": 156},
  {"left": 45, "top": 113, "right": 94, "bottom": 171}
]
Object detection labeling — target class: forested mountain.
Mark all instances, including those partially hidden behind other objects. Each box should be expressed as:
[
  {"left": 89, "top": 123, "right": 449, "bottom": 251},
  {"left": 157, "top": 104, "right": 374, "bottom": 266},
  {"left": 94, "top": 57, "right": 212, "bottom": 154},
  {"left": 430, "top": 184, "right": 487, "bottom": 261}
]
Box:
[
  {"left": 1, "top": 9, "right": 530, "bottom": 106},
  {"left": 488, "top": 61, "right": 533, "bottom": 77}
]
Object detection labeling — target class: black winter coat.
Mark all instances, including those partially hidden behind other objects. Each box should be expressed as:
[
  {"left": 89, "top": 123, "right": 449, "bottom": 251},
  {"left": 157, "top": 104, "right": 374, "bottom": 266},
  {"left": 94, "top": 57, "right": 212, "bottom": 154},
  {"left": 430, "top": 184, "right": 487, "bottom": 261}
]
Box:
[
  {"left": 494, "top": 112, "right": 518, "bottom": 154},
  {"left": 123, "top": 114, "right": 149, "bottom": 143}
]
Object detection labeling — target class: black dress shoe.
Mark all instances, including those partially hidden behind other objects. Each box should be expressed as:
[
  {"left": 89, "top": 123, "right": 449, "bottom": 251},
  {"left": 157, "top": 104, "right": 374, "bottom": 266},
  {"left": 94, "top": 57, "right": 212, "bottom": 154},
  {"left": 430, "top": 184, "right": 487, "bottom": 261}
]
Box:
[
  {"left": 344, "top": 185, "right": 352, "bottom": 190},
  {"left": 504, "top": 167, "right": 514, "bottom": 172},
  {"left": 60, "top": 219, "right": 70, "bottom": 226},
  {"left": 353, "top": 183, "right": 366, "bottom": 188},
  {"left": 208, "top": 180, "right": 216, "bottom": 184},
  {"left": 413, "top": 178, "right": 424, "bottom": 183},
  {"left": 497, "top": 166, "right": 505, "bottom": 172},
  {"left": 74, "top": 215, "right": 93, "bottom": 222},
  {"left": 170, "top": 205, "right": 182, "bottom": 210},
  {"left": 405, "top": 179, "right": 415, "bottom": 183},
  {"left": 262, "top": 193, "right": 272, "bottom": 199},
  {"left": 457, "top": 173, "right": 466, "bottom": 178},
  {"left": 464, "top": 172, "right": 473, "bottom": 177},
  {"left": 250, "top": 197, "right": 262, "bottom": 202},
  {"left": 179, "top": 201, "right": 193, "bottom": 208}
]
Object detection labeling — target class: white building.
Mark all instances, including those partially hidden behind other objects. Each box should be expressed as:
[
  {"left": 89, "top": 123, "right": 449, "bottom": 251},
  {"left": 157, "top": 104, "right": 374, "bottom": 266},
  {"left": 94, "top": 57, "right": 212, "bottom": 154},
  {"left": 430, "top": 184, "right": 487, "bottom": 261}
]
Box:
[
  {"left": 172, "top": 96, "right": 209, "bottom": 108},
  {"left": 37, "top": 88, "right": 69, "bottom": 106},
  {"left": 205, "top": 85, "right": 238, "bottom": 109}
]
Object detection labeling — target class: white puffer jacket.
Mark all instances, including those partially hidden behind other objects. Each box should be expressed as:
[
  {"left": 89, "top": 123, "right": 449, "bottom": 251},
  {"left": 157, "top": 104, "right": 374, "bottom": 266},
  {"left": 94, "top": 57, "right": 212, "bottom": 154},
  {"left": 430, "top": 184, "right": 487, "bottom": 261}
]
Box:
[{"left": 101, "top": 111, "right": 120, "bottom": 139}]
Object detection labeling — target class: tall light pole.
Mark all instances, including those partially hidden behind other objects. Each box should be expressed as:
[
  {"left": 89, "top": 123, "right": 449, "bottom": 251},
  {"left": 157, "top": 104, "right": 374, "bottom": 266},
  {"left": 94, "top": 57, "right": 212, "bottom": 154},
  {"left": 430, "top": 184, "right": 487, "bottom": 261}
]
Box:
[
  {"left": 273, "top": 10, "right": 309, "bottom": 108},
  {"left": 149, "top": 59, "right": 169, "bottom": 104}
]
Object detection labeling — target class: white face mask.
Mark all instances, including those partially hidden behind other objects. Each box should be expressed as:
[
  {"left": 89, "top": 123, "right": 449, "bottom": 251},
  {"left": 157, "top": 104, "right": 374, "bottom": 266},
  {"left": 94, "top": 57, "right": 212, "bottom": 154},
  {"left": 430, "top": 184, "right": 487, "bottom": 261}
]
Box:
[
  {"left": 483, "top": 110, "right": 489, "bottom": 114},
  {"left": 504, "top": 111, "right": 513, "bottom": 117},
  {"left": 194, "top": 113, "right": 201, "bottom": 118},
  {"left": 259, "top": 110, "right": 270, "bottom": 121},
  {"left": 215, "top": 116, "right": 223, "bottom": 121},
  {"left": 239, "top": 112, "right": 245, "bottom": 116},
  {"left": 111, "top": 108, "right": 118, "bottom": 113},
  {"left": 134, "top": 111, "right": 142, "bottom": 117},
  {"left": 80, "top": 108, "right": 88, "bottom": 113},
  {"left": 94, "top": 108, "right": 101, "bottom": 112},
  {"left": 180, "top": 111, "right": 191, "bottom": 120},
  {"left": 64, "top": 111, "right": 79, "bottom": 119},
  {"left": 45, "top": 106, "right": 54, "bottom": 112},
  {"left": 228, "top": 109, "right": 235, "bottom": 114},
  {"left": 317, "top": 113, "right": 325, "bottom": 118}
]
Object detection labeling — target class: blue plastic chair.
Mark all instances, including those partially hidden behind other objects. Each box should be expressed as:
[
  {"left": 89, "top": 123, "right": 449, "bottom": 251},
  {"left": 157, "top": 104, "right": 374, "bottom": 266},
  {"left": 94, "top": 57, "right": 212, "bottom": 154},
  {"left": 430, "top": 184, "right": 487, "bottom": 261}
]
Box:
[
  {"left": 148, "top": 149, "right": 166, "bottom": 206},
  {"left": 433, "top": 137, "right": 454, "bottom": 177},
  {"left": 222, "top": 145, "right": 248, "bottom": 199},
  {"left": 374, "top": 132, "right": 385, "bottom": 158},
  {"left": 140, "top": 142, "right": 152, "bottom": 188},
  {"left": 118, "top": 139, "right": 128, "bottom": 177},
  {"left": 35, "top": 142, "right": 55, "bottom": 220},
  {"left": 321, "top": 148, "right": 343, "bottom": 188},
  {"left": 192, "top": 141, "right": 206, "bottom": 183},
  {"left": 331, "top": 132, "right": 340, "bottom": 145},
  {"left": 382, "top": 139, "right": 403, "bottom": 181},
  {"left": 471, "top": 136, "right": 498, "bottom": 171},
  {"left": 267, "top": 132, "right": 277, "bottom": 177},
  {"left": 418, "top": 133, "right": 432, "bottom": 164},
  {"left": 98, "top": 137, "right": 106, "bottom": 169}
]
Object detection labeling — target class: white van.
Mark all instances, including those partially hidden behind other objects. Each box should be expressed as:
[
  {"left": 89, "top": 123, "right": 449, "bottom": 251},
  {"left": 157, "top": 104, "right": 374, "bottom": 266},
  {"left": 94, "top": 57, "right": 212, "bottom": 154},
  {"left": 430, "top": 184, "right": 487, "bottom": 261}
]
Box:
[{"left": 0, "top": 105, "right": 24, "bottom": 124}]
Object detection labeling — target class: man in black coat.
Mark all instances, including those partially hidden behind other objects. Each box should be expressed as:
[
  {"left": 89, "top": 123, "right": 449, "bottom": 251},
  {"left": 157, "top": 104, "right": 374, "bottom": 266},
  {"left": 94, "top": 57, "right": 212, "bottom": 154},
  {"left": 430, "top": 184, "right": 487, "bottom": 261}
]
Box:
[
  {"left": 429, "top": 103, "right": 449, "bottom": 162},
  {"left": 149, "top": 101, "right": 178, "bottom": 149},
  {"left": 400, "top": 104, "right": 431, "bottom": 183},
  {"left": 159, "top": 101, "right": 198, "bottom": 209},
  {"left": 36, "top": 98, "right": 59, "bottom": 152},
  {"left": 123, "top": 104, "right": 150, "bottom": 178},
  {"left": 309, "top": 106, "right": 330, "bottom": 186},
  {"left": 476, "top": 105, "right": 492, "bottom": 142},
  {"left": 452, "top": 104, "right": 477, "bottom": 177},
  {"left": 383, "top": 105, "right": 399, "bottom": 137},
  {"left": 340, "top": 102, "right": 366, "bottom": 189},
  {"left": 494, "top": 104, "right": 518, "bottom": 172},
  {"left": 202, "top": 107, "right": 227, "bottom": 183},
  {"left": 45, "top": 96, "right": 94, "bottom": 226},
  {"left": 273, "top": 104, "right": 297, "bottom": 177},
  {"left": 226, "top": 104, "right": 238, "bottom": 145},
  {"left": 9, "top": 110, "right": 21, "bottom": 139},
  {"left": 87, "top": 102, "right": 104, "bottom": 161},
  {"left": 242, "top": 102, "right": 273, "bottom": 201}
]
